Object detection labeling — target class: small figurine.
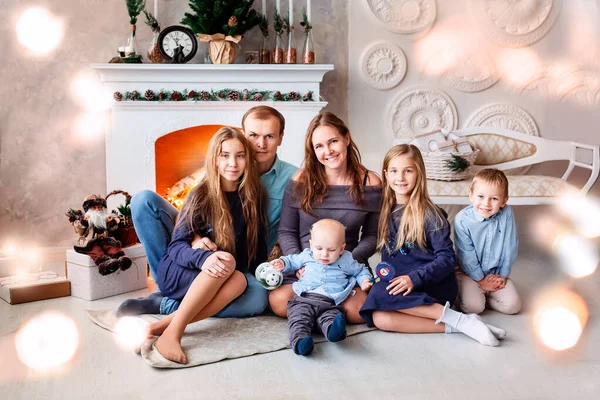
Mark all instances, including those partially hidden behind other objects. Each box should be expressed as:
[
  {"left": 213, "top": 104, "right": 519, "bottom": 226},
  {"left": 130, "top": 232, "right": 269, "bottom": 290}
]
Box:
[
  {"left": 255, "top": 262, "right": 283, "bottom": 290},
  {"left": 66, "top": 194, "right": 132, "bottom": 276},
  {"left": 170, "top": 44, "right": 186, "bottom": 64}
]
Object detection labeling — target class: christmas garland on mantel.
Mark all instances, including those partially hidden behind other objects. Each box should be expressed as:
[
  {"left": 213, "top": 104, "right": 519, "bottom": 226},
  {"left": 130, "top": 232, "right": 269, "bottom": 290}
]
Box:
[{"left": 113, "top": 88, "right": 314, "bottom": 102}]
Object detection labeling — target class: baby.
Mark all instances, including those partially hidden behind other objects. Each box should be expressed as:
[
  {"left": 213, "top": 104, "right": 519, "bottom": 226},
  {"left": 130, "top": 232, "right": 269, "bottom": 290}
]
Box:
[{"left": 271, "top": 219, "right": 373, "bottom": 356}]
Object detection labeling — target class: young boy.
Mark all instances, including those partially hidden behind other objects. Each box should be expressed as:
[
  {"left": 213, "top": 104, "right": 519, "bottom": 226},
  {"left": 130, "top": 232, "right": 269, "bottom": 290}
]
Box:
[
  {"left": 271, "top": 219, "right": 373, "bottom": 356},
  {"left": 454, "top": 169, "right": 522, "bottom": 315}
]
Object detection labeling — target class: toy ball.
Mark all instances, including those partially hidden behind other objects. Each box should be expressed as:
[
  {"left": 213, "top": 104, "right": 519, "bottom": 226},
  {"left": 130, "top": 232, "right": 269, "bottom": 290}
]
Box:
[
  {"left": 375, "top": 261, "right": 396, "bottom": 281},
  {"left": 255, "top": 262, "right": 283, "bottom": 290}
]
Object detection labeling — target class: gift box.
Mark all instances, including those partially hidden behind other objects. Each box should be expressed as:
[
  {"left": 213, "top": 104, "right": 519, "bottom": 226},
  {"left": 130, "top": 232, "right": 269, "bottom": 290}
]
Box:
[
  {"left": 433, "top": 137, "right": 473, "bottom": 153},
  {"left": 66, "top": 243, "right": 148, "bottom": 301},
  {"left": 410, "top": 130, "right": 448, "bottom": 152},
  {"left": 0, "top": 271, "right": 71, "bottom": 305}
]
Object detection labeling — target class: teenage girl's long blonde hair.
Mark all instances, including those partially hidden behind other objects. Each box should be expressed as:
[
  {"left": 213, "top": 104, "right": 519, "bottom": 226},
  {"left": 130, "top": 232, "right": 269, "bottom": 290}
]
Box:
[
  {"left": 176, "top": 127, "right": 266, "bottom": 265},
  {"left": 378, "top": 144, "right": 446, "bottom": 252},
  {"left": 296, "top": 112, "right": 367, "bottom": 215}
]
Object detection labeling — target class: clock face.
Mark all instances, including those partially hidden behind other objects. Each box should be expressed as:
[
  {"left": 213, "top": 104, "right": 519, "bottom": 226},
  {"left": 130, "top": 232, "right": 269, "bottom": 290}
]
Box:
[
  {"left": 157, "top": 26, "right": 198, "bottom": 63},
  {"left": 162, "top": 31, "right": 194, "bottom": 57}
]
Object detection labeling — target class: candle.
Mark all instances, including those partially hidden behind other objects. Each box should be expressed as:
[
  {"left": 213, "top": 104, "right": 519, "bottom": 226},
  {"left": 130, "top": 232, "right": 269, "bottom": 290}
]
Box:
[
  {"left": 289, "top": 0, "right": 293, "bottom": 26},
  {"left": 262, "top": 0, "right": 266, "bottom": 16},
  {"left": 276, "top": 0, "right": 281, "bottom": 13},
  {"left": 154, "top": 0, "right": 158, "bottom": 20},
  {"left": 307, "top": 0, "right": 311, "bottom": 22}
]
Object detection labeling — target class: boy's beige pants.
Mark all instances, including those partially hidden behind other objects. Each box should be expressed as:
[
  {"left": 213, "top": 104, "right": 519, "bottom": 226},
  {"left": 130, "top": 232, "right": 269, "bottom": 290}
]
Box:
[{"left": 456, "top": 270, "right": 522, "bottom": 315}]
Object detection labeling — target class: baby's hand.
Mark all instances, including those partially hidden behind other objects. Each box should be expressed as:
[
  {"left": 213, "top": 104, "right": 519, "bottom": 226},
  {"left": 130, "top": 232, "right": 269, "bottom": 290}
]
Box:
[
  {"left": 271, "top": 259, "right": 285, "bottom": 272},
  {"left": 360, "top": 279, "right": 373, "bottom": 292}
]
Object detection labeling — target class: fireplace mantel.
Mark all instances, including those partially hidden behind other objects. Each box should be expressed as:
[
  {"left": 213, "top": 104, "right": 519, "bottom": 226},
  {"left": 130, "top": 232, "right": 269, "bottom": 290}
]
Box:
[{"left": 91, "top": 63, "right": 334, "bottom": 195}]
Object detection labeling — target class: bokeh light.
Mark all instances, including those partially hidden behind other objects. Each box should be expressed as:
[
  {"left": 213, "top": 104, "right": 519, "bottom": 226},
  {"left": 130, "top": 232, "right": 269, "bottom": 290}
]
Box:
[
  {"left": 558, "top": 195, "right": 600, "bottom": 238},
  {"left": 72, "top": 112, "right": 107, "bottom": 141},
  {"left": 71, "top": 71, "right": 111, "bottom": 113},
  {"left": 113, "top": 317, "right": 148, "bottom": 352},
  {"left": 16, "top": 8, "right": 63, "bottom": 54},
  {"left": 495, "top": 48, "right": 542, "bottom": 87},
  {"left": 15, "top": 312, "right": 79, "bottom": 371},
  {"left": 534, "top": 289, "right": 588, "bottom": 351},
  {"left": 554, "top": 234, "right": 599, "bottom": 278}
]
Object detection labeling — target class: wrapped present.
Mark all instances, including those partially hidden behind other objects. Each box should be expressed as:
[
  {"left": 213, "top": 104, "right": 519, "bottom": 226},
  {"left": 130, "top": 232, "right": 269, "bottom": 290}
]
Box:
[
  {"left": 409, "top": 130, "right": 448, "bottom": 153},
  {"left": 66, "top": 243, "right": 148, "bottom": 301},
  {"left": 0, "top": 271, "right": 70, "bottom": 305},
  {"left": 434, "top": 137, "right": 473, "bottom": 153}
]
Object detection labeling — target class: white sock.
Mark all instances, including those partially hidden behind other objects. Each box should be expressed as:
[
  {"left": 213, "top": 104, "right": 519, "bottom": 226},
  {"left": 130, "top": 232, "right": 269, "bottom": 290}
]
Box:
[
  {"left": 445, "top": 320, "right": 506, "bottom": 340},
  {"left": 436, "top": 302, "right": 500, "bottom": 347}
]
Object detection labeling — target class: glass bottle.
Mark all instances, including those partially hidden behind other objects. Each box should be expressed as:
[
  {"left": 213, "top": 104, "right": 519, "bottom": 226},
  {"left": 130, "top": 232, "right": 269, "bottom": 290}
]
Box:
[
  {"left": 126, "top": 24, "right": 141, "bottom": 59},
  {"left": 272, "top": 33, "right": 284, "bottom": 64},
  {"left": 259, "top": 35, "right": 271, "bottom": 64},
  {"left": 147, "top": 31, "right": 164, "bottom": 63},
  {"left": 301, "top": 29, "right": 315, "bottom": 64},
  {"left": 285, "top": 28, "right": 297, "bottom": 64}
]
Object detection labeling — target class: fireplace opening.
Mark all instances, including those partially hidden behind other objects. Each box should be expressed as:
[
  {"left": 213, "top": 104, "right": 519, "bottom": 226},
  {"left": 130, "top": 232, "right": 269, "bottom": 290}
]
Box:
[{"left": 155, "top": 124, "right": 227, "bottom": 207}]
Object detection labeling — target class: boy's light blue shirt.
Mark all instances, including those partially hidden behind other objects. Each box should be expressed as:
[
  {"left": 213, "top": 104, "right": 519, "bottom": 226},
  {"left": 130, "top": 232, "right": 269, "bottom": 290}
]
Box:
[
  {"left": 280, "top": 248, "right": 373, "bottom": 305},
  {"left": 454, "top": 204, "right": 518, "bottom": 281},
  {"left": 260, "top": 155, "right": 298, "bottom": 252}
]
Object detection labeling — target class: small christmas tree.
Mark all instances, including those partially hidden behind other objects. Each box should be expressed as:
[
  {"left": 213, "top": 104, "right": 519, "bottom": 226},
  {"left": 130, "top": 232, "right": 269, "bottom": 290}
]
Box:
[
  {"left": 446, "top": 155, "right": 470, "bottom": 172},
  {"left": 181, "top": 0, "right": 261, "bottom": 36}
]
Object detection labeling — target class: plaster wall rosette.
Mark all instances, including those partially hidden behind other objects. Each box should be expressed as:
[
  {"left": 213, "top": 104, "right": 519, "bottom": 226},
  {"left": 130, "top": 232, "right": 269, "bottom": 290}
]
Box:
[
  {"left": 360, "top": 42, "right": 407, "bottom": 90},
  {"left": 366, "top": 0, "right": 437, "bottom": 36},
  {"left": 522, "top": 66, "right": 600, "bottom": 108},
  {"left": 469, "top": 0, "right": 561, "bottom": 48},
  {"left": 423, "top": 53, "right": 500, "bottom": 93},
  {"left": 466, "top": 103, "right": 539, "bottom": 174},
  {"left": 388, "top": 85, "right": 458, "bottom": 142}
]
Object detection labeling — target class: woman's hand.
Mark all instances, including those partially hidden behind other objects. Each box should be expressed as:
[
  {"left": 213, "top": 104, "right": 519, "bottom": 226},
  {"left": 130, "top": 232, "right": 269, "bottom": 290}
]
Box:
[
  {"left": 202, "top": 251, "right": 235, "bottom": 278},
  {"left": 192, "top": 235, "right": 218, "bottom": 251},
  {"left": 271, "top": 259, "right": 285, "bottom": 272},
  {"left": 386, "top": 275, "right": 414, "bottom": 296}
]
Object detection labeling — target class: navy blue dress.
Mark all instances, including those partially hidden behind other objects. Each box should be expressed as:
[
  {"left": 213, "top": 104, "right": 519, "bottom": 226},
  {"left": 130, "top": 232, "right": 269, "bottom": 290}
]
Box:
[{"left": 360, "top": 206, "right": 458, "bottom": 327}]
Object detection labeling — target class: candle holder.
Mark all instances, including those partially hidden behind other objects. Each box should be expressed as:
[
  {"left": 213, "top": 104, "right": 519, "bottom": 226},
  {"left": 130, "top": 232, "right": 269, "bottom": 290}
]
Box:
[
  {"left": 300, "top": 11, "right": 314, "bottom": 64},
  {"left": 284, "top": 14, "right": 296, "bottom": 64},
  {"left": 258, "top": 13, "right": 271, "bottom": 64},
  {"left": 272, "top": 8, "right": 285, "bottom": 64}
]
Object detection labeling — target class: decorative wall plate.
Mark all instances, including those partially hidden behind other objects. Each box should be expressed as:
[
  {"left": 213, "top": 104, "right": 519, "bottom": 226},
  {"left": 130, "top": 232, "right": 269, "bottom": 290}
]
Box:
[
  {"left": 522, "top": 66, "right": 600, "bottom": 108},
  {"left": 388, "top": 86, "right": 458, "bottom": 142},
  {"left": 366, "top": 0, "right": 437, "bottom": 35},
  {"left": 469, "top": 0, "right": 561, "bottom": 47},
  {"left": 442, "top": 54, "right": 500, "bottom": 93},
  {"left": 466, "top": 103, "right": 539, "bottom": 174},
  {"left": 360, "top": 42, "right": 407, "bottom": 90}
]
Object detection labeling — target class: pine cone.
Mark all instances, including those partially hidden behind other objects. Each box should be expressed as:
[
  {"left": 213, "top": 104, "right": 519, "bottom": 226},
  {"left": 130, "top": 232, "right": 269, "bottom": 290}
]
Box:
[
  {"left": 253, "top": 93, "right": 264, "bottom": 101},
  {"left": 129, "top": 91, "right": 139, "bottom": 101},
  {"left": 171, "top": 91, "right": 182, "bottom": 101},
  {"left": 228, "top": 90, "right": 239, "bottom": 101},
  {"left": 145, "top": 90, "right": 155, "bottom": 100},
  {"left": 302, "top": 91, "right": 313, "bottom": 101},
  {"left": 158, "top": 92, "right": 167, "bottom": 101},
  {"left": 288, "top": 91, "right": 299, "bottom": 101},
  {"left": 113, "top": 92, "right": 123, "bottom": 101},
  {"left": 242, "top": 89, "right": 250, "bottom": 101},
  {"left": 273, "top": 91, "right": 282, "bottom": 101},
  {"left": 199, "top": 91, "right": 211, "bottom": 101},
  {"left": 217, "top": 91, "right": 227, "bottom": 99},
  {"left": 228, "top": 16, "right": 238, "bottom": 27},
  {"left": 188, "top": 90, "right": 197, "bottom": 100}
]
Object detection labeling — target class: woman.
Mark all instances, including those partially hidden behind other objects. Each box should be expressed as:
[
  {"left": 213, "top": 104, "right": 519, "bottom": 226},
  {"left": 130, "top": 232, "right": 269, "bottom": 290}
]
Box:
[{"left": 271, "top": 112, "right": 382, "bottom": 323}]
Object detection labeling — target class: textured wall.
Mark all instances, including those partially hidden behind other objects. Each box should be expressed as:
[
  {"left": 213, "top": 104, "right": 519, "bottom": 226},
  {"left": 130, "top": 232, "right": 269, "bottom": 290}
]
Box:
[{"left": 0, "top": 0, "right": 348, "bottom": 247}]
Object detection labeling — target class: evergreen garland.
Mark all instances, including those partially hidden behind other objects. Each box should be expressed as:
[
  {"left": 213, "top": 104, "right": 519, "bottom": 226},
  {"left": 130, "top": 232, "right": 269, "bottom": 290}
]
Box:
[
  {"left": 113, "top": 88, "right": 314, "bottom": 102},
  {"left": 126, "top": 0, "right": 146, "bottom": 26},
  {"left": 181, "top": 0, "right": 261, "bottom": 36},
  {"left": 446, "top": 155, "right": 470, "bottom": 172}
]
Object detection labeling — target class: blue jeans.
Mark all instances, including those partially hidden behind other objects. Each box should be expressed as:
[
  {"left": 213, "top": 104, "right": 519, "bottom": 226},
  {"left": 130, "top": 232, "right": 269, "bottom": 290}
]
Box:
[{"left": 131, "top": 190, "right": 269, "bottom": 317}]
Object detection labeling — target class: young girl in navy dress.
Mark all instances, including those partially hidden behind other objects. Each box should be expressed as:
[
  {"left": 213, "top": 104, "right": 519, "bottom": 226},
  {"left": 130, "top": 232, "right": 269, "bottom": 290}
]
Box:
[
  {"left": 360, "top": 144, "right": 506, "bottom": 346},
  {"left": 147, "top": 127, "right": 268, "bottom": 363}
]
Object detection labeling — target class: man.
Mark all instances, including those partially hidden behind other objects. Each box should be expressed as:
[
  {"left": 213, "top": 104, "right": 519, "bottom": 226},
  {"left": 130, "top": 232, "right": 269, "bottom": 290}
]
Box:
[{"left": 117, "top": 106, "right": 297, "bottom": 317}]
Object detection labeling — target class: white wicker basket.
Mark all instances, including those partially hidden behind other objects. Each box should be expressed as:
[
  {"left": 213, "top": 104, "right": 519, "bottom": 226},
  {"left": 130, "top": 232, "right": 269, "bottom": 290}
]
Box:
[{"left": 423, "top": 149, "right": 480, "bottom": 181}]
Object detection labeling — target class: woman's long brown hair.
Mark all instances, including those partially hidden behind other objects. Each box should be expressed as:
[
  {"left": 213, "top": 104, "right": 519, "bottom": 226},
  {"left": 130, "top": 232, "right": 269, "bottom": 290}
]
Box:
[
  {"left": 378, "top": 144, "right": 446, "bottom": 252},
  {"left": 296, "top": 112, "right": 366, "bottom": 214},
  {"left": 175, "top": 127, "right": 266, "bottom": 264}
]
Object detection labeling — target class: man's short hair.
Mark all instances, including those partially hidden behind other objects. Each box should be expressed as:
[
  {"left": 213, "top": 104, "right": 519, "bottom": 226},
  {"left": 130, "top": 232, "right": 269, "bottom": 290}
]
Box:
[
  {"left": 241, "top": 106, "right": 285, "bottom": 135},
  {"left": 470, "top": 168, "right": 509, "bottom": 198}
]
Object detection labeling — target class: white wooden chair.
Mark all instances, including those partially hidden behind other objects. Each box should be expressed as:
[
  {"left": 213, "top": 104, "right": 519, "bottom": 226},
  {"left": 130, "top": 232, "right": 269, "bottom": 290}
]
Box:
[{"left": 412, "top": 127, "right": 599, "bottom": 205}]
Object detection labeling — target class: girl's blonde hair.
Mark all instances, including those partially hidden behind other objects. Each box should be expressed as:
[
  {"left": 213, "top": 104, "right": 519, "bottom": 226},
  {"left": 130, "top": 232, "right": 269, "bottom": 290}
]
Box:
[
  {"left": 296, "top": 112, "right": 367, "bottom": 215},
  {"left": 378, "top": 144, "right": 447, "bottom": 252},
  {"left": 176, "top": 127, "right": 266, "bottom": 265}
]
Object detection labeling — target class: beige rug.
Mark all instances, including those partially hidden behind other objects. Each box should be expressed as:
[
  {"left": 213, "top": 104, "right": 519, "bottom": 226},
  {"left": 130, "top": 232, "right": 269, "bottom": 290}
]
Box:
[{"left": 86, "top": 310, "right": 375, "bottom": 368}]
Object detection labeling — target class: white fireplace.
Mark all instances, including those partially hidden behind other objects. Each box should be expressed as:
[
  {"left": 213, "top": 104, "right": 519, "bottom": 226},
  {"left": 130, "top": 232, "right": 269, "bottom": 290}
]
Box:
[{"left": 91, "top": 64, "right": 333, "bottom": 196}]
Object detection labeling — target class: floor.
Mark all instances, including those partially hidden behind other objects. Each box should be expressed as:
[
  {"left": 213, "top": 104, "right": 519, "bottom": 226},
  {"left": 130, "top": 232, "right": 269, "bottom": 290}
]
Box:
[{"left": 1, "top": 243, "right": 599, "bottom": 400}]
